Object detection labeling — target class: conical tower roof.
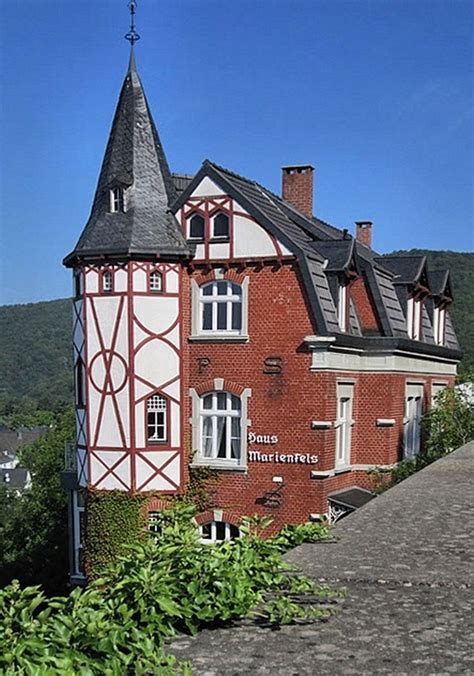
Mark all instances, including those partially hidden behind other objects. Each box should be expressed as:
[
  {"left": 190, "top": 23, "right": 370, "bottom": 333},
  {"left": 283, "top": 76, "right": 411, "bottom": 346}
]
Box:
[{"left": 64, "top": 53, "right": 189, "bottom": 266}]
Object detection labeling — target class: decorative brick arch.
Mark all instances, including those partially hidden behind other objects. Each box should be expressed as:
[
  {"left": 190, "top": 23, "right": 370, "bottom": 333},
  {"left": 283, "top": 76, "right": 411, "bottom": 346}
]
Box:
[
  {"left": 195, "top": 509, "right": 242, "bottom": 529},
  {"left": 194, "top": 378, "right": 247, "bottom": 397}
]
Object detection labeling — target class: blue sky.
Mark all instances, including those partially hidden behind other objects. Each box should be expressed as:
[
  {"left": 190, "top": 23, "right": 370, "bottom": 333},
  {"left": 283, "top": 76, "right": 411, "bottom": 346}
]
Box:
[{"left": 0, "top": 0, "right": 472, "bottom": 305}]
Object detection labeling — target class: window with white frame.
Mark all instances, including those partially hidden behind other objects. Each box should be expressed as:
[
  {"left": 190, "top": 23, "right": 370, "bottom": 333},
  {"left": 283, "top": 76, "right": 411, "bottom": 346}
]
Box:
[
  {"left": 200, "top": 281, "right": 242, "bottom": 333},
  {"left": 147, "top": 395, "right": 167, "bottom": 442},
  {"left": 404, "top": 383, "right": 423, "bottom": 459},
  {"left": 110, "top": 187, "right": 125, "bottom": 213},
  {"left": 433, "top": 305, "right": 446, "bottom": 346},
  {"left": 211, "top": 211, "right": 229, "bottom": 239},
  {"left": 335, "top": 382, "right": 354, "bottom": 467},
  {"left": 102, "top": 270, "right": 113, "bottom": 293},
  {"left": 72, "top": 490, "right": 85, "bottom": 578},
  {"left": 200, "top": 392, "right": 241, "bottom": 462},
  {"left": 431, "top": 382, "right": 447, "bottom": 407},
  {"left": 188, "top": 213, "right": 205, "bottom": 240},
  {"left": 200, "top": 521, "right": 240, "bottom": 543},
  {"left": 407, "top": 296, "right": 422, "bottom": 340},
  {"left": 337, "top": 282, "right": 348, "bottom": 332},
  {"left": 150, "top": 271, "right": 163, "bottom": 292}
]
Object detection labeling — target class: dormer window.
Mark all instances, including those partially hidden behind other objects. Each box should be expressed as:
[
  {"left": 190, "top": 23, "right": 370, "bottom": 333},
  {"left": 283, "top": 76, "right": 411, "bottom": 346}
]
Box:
[
  {"left": 188, "top": 213, "right": 205, "bottom": 240},
  {"left": 150, "top": 271, "right": 163, "bottom": 292},
  {"left": 433, "top": 305, "right": 446, "bottom": 346},
  {"left": 102, "top": 270, "right": 113, "bottom": 293},
  {"left": 407, "top": 296, "right": 422, "bottom": 340},
  {"left": 337, "top": 283, "right": 348, "bottom": 332},
  {"left": 211, "top": 212, "right": 229, "bottom": 240},
  {"left": 110, "top": 187, "right": 125, "bottom": 213}
]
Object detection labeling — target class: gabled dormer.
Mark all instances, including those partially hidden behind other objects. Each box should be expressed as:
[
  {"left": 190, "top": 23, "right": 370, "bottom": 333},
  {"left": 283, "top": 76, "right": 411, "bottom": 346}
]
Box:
[{"left": 427, "top": 270, "right": 454, "bottom": 347}]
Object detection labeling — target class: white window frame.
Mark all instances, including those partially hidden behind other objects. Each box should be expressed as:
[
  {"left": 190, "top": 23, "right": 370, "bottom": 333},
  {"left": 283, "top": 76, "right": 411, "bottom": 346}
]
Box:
[
  {"left": 102, "top": 270, "right": 113, "bottom": 293},
  {"left": 403, "top": 383, "right": 423, "bottom": 459},
  {"left": 199, "top": 520, "right": 240, "bottom": 544},
  {"left": 150, "top": 271, "right": 163, "bottom": 292},
  {"left": 337, "top": 283, "right": 348, "bottom": 332},
  {"left": 211, "top": 211, "right": 230, "bottom": 240},
  {"left": 147, "top": 395, "right": 167, "bottom": 442},
  {"left": 110, "top": 187, "right": 125, "bottom": 213},
  {"left": 335, "top": 382, "right": 354, "bottom": 467},
  {"left": 433, "top": 306, "right": 446, "bottom": 346},
  {"left": 188, "top": 212, "right": 205, "bottom": 240},
  {"left": 190, "top": 277, "right": 249, "bottom": 341},
  {"left": 407, "top": 296, "right": 422, "bottom": 340},
  {"left": 431, "top": 381, "right": 448, "bottom": 407},
  {"left": 72, "top": 490, "right": 85, "bottom": 578},
  {"left": 190, "top": 382, "right": 251, "bottom": 469}
]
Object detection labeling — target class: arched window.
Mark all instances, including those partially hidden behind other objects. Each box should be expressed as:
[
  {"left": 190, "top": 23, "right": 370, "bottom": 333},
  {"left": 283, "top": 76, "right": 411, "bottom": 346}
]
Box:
[
  {"left": 102, "top": 270, "right": 113, "bottom": 293},
  {"left": 200, "top": 521, "right": 240, "bottom": 543},
  {"left": 201, "top": 391, "right": 241, "bottom": 461},
  {"left": 109, "top": 187, "right": 125, "bottom": 213},
  {"left": 200, "top": 281, "right": 242, "bottom": 333},
  {"left": 188, "top": 213, "right": 205, "bottom": 240},
  {"left": 212, "top": 211, "right": 229, "bottom": 239},
  {"left": 147, "top": 394, "right": 167, "bottom": 442},
  {"left": 150, "top": 271, "right": 163, "bottom": 292}
]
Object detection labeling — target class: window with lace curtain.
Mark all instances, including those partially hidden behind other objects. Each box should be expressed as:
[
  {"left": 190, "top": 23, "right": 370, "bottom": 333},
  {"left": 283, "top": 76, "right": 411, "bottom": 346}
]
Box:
[{"left": 200, "top": 392, "right": 241, "bottom": 463}]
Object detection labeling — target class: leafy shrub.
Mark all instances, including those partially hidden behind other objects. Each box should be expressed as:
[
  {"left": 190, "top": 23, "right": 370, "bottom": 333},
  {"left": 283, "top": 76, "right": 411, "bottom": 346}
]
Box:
[
  {"left": 370, "top": 385, "right": 474, "bottom": 493},
  {"left": 1, "top": 505, "right": 334, "bottom": 674}
]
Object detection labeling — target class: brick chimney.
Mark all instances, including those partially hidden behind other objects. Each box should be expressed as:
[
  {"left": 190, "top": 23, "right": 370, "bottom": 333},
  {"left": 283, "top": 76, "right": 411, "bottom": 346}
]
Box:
[
  {"left": 281, "top": 165, "right": 314, "bottom": 217},
  {"left": 355, "top": 221, "right": 373, "bottom": 248}
]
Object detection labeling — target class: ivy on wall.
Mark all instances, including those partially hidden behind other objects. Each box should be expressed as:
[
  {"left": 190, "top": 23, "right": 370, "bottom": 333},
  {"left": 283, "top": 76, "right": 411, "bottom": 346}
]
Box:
[
  {"left": 85, "top": 465, "right": 221, "bottom": 579},
  {"left": 85, "top": 491, "right": 148, "bottom": 579}
]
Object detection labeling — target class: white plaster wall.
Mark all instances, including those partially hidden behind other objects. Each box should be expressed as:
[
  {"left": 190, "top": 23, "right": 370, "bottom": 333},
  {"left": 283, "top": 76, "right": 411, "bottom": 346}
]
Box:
[
  {"left": 135, "top": 340, "right": 179, "bottom": 391},
  {"left": 166, "top": 269, "right": 179, "bottom": 293},
  {"left": 192, "top": 177, "right": 226, "bottom": 197},
  {"left": 134, "top": 297, "right": 178, "bottom": 336},
  {"left": 135, "top": 400, "right": 145, "bottom": 448},
  {"left": 209, "top": 242, "right": 230, "bottom": 259},
  {"left": 133, "top": 268, "right": 147, "bottom": 292},
  {"left": 85, "top": 270, "right": 99, "bottom": 294},
  {"left": 233, "top": 213, "right": 278, "bottom": 258},
  {"left": 114, "top": 269, "right": 128, "bottom": 292}
]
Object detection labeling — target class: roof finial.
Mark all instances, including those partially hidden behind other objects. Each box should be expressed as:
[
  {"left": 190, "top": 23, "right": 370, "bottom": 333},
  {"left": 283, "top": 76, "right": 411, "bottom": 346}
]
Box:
[{"left": 125, "top": 1, "right": 140, "bottom": 47}]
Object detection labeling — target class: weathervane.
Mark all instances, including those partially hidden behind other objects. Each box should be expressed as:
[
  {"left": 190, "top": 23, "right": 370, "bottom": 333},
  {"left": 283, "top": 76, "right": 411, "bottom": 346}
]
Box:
[{"left": 125, "top": 1, "right": 141, "bottom": 46}]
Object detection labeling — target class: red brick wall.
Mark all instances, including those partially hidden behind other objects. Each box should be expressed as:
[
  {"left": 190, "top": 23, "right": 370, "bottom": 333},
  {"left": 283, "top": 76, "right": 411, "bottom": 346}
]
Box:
[
  {"left": 281, "top": 167, "right": 314, "bottom": 218},
  {"left": 350, "top": 275, "right": 380, "bottom": 333},
  {"left": 171, "top": 260, "right": 456, "bottom": 531}
]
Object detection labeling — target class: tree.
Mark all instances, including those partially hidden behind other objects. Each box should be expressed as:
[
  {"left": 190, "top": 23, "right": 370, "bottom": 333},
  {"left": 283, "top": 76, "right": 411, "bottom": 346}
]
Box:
[{"left": 0, "top": 409, "right": 74, "bottom": 594}]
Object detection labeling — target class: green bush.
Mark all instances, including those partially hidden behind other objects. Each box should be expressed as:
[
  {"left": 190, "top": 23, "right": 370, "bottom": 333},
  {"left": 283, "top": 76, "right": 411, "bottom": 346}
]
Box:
[
  {"left": 370, "top": 385, "right": 474, "bottom": 493},
  {"left": 1, "top": 505, "right": 334, "bottom": 674}
]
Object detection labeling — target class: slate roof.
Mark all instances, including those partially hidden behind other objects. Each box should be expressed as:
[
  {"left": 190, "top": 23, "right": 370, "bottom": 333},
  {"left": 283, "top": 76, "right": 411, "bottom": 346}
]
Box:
[
  {"left": 0, "top": 468, "right": 30, "bottom": 490},
  {"left": 377, "top": 255, "right": 426, "bottom": 284},
  {"left": 64, "top": 53, "right": 189, "bottom": 266},
  {"left": 171, "top": 159, "right": 461, "bottom": 358},
  {"left": 428, "top": 269, "right": 451, "bottom": 297}
]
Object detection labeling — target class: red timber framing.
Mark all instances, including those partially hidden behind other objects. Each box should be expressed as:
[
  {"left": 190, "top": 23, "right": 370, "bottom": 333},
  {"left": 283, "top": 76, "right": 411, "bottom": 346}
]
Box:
[
  {"left": 79, "top": 261, "right": 184, "bottom": 494},
  {"left": 180, "top": 196, "right": 289, "bottom": 264}
]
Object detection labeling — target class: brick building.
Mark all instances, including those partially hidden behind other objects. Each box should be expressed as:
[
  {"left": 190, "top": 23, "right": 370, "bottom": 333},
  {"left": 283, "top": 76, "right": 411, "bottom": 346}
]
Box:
[{"left": 62, "top": 50, "right": 461, "bottom": 582}]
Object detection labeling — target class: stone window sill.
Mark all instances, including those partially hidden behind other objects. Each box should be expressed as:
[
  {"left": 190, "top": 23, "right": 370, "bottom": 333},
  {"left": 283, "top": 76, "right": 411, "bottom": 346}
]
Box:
[{"left": 188, "top": 334, "right": 249, "bottom": 343}]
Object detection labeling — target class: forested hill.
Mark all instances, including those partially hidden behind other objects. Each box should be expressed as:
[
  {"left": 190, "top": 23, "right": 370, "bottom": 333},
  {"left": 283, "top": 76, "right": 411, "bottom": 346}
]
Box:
[
  {"left": 0, "top": 299, "right": 73, "bottom": 413},
  {"left": 0, "top": 250, "right": 472, "bottom": 414}
]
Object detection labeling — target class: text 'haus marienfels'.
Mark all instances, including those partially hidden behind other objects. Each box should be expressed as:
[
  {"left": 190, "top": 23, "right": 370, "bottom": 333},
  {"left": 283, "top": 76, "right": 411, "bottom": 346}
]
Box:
[{"left": 62, "top": 49, "right": 461, "bottom": 582}]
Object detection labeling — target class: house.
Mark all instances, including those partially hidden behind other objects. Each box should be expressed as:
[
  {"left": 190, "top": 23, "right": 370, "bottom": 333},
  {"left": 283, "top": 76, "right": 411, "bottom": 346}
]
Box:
[{"left": 61, "top": 47, "right": 461, "bottom": 583}]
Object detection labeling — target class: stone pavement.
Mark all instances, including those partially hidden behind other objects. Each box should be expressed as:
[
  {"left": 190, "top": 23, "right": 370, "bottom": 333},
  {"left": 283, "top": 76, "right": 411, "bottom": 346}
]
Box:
[{"left": 168, "top": 441, "right": 474, "bottom": 674}]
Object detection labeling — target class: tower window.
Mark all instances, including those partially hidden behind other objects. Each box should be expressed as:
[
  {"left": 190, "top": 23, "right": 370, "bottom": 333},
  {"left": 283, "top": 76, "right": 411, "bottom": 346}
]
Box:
[
  {"left": 74, "top": 270, "right": 82, "bottom": 297},
  {"left": 188, "top": 213, "right": 205, "bottom": 240},
  {"left": 150, "top": 271, "right": 163, "bottom": 292},
  {"left": 147, "top": 394, "right": 167, "bottom": 442},
  {"left": 110, "top": 187, "right": 125, "bottom": 213},
  {"left": 212, "top": 212, "right": 229, "bottom": 239},
  {"left": 102, "top": 270, "right": 113, "bottom": 293}
]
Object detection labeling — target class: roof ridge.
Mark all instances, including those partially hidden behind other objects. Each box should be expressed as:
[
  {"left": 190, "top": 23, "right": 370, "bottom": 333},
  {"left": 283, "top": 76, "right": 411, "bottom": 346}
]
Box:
[{"left": 205, "top": 160, "right": 342, "bottom": 238}]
